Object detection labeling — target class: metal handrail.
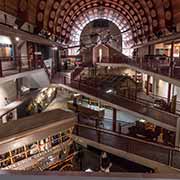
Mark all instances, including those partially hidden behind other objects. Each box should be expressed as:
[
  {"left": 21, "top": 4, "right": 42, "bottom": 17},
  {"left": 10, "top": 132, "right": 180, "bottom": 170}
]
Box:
[
  {"left": 0, "top": 56, "right": 45, "bottom": 77},
  {"left": 75, "top": 123, "right": 180, "bottom": 168},
  {"left": 100, "top": 56, "right": 180, "bottom": 80},
  {"left": 70, "top": 78, "right": 178, "bottom": 119},
  {"left": 68, "top": 77, "right": 179, "bottom": 118},
  {"left": 77, "top": 113, "right": 175, "bottom": 148},
  {"left": 76, "top": 123, "right": 176, "bottom": 151}
]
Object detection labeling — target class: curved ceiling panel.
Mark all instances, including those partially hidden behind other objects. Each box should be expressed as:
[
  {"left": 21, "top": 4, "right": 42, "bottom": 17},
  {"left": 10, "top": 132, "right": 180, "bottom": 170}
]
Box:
[
  {"left": 33, "top": 0, "right": 174, "bottom": 45},
  {"left": 67, "top": 7, "right": 134, "bottom": 48}
]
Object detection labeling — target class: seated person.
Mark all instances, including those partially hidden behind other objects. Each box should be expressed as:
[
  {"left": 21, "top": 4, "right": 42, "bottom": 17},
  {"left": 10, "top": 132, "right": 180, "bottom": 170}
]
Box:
[{"left": 100, "top": 152, "right": 112, "bottom": 173}]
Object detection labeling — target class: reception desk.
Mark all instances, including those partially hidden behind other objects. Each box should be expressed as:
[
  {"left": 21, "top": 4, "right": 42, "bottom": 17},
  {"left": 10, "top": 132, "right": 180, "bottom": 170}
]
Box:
[{"left": 67, "top": 101, "right": 105, "bottom": 118}]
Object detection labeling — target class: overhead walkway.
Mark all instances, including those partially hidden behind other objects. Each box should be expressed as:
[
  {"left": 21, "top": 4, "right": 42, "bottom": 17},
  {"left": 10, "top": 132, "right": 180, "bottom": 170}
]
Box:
[
  {"left": 97, "top": 55, "right": 180, "bottom": 87},
  {"left": 52, "top": 79, "right": 178, "bottom": 133},
  {"left": 74, "top": 123, "right": 180, "bottom": 173}
]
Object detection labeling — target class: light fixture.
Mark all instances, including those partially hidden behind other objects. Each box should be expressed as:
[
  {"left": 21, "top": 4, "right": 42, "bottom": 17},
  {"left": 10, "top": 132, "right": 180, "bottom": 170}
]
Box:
[
  {"left": 85, "top": 168, "right": 93, "bottom": 172},
  {"left": 52, "top": 46, "right": 58, "bottom": 50},
  {"left": 74, "top": 93, "right": 80, "bottom": 97},
  {"left": 15, "top": 37, "right": 20, "bottom": 42},
  {"left": 106, "top": 89, "right": 113, "bottom": 94},
  {"left": 139, "top": 119, "right": 146, "bottom": 123}
]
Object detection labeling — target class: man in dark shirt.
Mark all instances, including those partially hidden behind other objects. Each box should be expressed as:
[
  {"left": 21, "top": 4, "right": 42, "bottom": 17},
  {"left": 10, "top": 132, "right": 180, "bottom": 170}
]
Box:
[
  {"left": 100, "top": 152, "right": 112, "bottom": 173},
  {"left": 73, "top": 97, "right": 78, "bottom": 112}
]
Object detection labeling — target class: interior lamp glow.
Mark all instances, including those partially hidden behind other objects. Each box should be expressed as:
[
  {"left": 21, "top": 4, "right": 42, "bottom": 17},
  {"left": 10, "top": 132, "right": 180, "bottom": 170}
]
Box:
[
  {"left": 15, "top": 37, "right": 20, "bottom": 42},
  {"left": 52, "top": 46, "right": 58, "bottom": 50},
  {"left": 74, "top": 93, "right": 80, "bottom": 97},
  {"left": 106, "top": 89, "right": 113, "bottom": 94},
  {"left": 85, "top": 168, "right": 93, "bottom": 172},
  {"left": 139, "top": 119, "right": 146, "bottom": 123}
]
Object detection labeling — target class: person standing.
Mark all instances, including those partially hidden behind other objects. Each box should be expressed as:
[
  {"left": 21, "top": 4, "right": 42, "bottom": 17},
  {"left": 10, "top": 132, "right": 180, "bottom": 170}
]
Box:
[
  {"left": 73, "top": 96, "right": 78, "bottom": 112},
  {"left": 4, "top": 97, "right": 10, "bottom": 106},
  {"left": 64, "top": 61, "right": 68, "bottom": 70}
]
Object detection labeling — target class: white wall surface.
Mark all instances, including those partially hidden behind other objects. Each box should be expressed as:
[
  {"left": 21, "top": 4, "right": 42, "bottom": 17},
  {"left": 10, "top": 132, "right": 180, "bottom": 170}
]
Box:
[
  {"left": 0, "top": 80, "right": 17, "bottom": 107},
  {"left": 22, "top": 70, "right": 50, "bottom": 89}
]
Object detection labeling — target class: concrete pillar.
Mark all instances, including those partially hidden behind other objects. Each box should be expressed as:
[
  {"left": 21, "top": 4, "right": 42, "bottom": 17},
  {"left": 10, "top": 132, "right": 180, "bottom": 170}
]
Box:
[
  {"left": 0, "top": 59, "right": 2, "bottom": 77},
  {"left": 146, "top": 75, "right": 150, "bottom": 95},
  {"left": 13, "top": 43, "right": 22, "bottom": 72},
  {"left": 56, "top": 49, "right": 61, "bottom": 72},
  {"left": 175, "top": 118, "right": 180, "bottom": 148},
  {"left": 167, "top": 83, "right": 172, "bottom": 104},
  {"left": 52, "top": 48, "right": 56, "bottom": 78},
  {"left": 113, "top": 108, "right": 117, "bottom": 132},
  {"left": 16, "top": 78, "right": 22, "bottom": 100},
  {"left": 34, "top": 44, "right": 38, "bottom": 69},
  {"left": 152, "top": 78, "right": 159, "bottom": 96},
  {"left": 172, "top": 85, "right": 175, "bottom": 97},
  {"left": 149, "top": 45, "right": 155, "bottom": 55},
  {"left": 169, "top": 41, "right": 174, "bottom": 77}
]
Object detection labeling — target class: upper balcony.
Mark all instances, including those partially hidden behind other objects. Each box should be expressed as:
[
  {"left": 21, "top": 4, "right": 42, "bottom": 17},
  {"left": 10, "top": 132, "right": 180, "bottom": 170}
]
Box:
[
  {"left": 97, "top": 55, "right": 180, "bottom": 87},
  {"left": 0, "top": 56, "right": 51, "bottom": 84},
  {"left": 53, "top": 74, "right": 179, "bottom": 134},
  {"left": 0, "top": 56, "right": 44, "bottom": 77}
]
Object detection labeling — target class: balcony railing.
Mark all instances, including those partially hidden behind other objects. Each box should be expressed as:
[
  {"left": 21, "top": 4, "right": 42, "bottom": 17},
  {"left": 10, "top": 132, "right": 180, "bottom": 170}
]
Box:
[
  {"left": 74, "top": 123, "right": 180, "bottom": 169},
  {"left": 0, "top": 56, "right": 44, "bottom": 77},
  {"left": 54, "top": 75, "right": 178, "bottom": 130},
  {"left": 77, "top": 113, "right": 175, "bottom": 147},
  {"left": 99, "top": 55, "right": 180, "bottom": 81}
]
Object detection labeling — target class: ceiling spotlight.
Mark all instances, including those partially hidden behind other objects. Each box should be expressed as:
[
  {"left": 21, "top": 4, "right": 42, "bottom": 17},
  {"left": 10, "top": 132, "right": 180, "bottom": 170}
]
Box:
[{"left": 15, "top": 37, "right": 20, "bottom": 42}]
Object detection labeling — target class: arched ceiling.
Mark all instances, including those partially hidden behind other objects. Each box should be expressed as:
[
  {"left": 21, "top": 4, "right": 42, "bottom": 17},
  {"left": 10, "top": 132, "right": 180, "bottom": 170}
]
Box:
[
  {"left": 68, "top": 8, "right": 133, "bottom": 47},
  {"left": 1, "top": 0, "right": 180, "bottom": 46},
  {"left": 35, "top": 0, "right": 174, "bottom": 46}
]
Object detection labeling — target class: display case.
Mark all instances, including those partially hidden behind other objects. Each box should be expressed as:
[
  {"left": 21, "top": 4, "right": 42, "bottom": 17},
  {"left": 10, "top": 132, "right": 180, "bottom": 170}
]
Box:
[
  {"left": 27, "top": 87, "right": 57, "bottom": 115},
  {"left": 67, "top": 100, "right": 105, "bottom": 118}
]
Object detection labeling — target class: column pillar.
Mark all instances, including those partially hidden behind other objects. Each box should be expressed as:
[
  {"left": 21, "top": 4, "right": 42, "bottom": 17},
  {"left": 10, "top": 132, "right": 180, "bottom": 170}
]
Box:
[
  {"left": 56, "top": 48, "right": 60, "bottom": 72},
  {"left": 135, "top": 71, "right": 138, "bottom": 100},
  {"left": 167, "top": 41, "right": 174, "bottom": 104},
  {"left": 16, "top": 78, "right": 22, "bottom": 100},
  {"left": 175, "top": 118, "right": 180, "bottom": 148},
  {"left": 152, "top": 77, "right": 159, "bottom": 96},
  {"left": 34, "top": 44, "right": 38, "bottom": 69},
  {"left": 113, "top": 108, "right": 117, "bottom": 132},
  {"left": 0, "top": 59, "right": 3, "bottom": 77},
  {"left": 167, "top": 83, "right": 172, "bottom": 104},
  {"left": 169, "top": 41, "right": 174, "bottom": 77},
  {"left": 146, "top": 75, "right": 150, "bottom": 95},
  {"left": 52, "top": 47, "right": 57, "bottom": 78}
]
